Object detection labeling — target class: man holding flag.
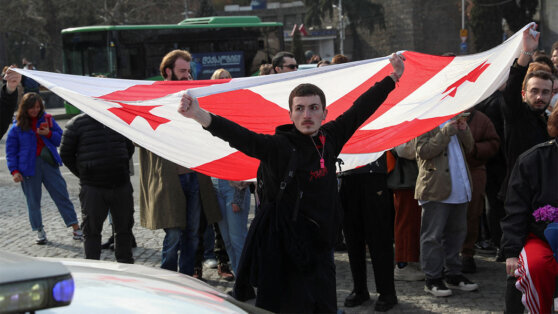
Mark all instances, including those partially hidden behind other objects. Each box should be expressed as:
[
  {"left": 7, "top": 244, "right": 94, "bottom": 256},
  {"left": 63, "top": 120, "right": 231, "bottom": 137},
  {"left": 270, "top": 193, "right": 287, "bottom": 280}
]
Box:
[
  {"left": 178, "top": 53, "right": 405, "bottom": 312},
  {"left": 138, "top": 50, "right": 203, "bottom": 276}
]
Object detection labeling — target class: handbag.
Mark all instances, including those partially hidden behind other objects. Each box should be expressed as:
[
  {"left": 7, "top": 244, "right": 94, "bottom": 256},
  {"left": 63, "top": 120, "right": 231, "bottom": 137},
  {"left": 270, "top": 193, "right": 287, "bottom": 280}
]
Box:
[
  {"left": 387, "top": 151, "right": 418, "bottom": 189},
  {"left": 39, "top": 146, "right": 57, "bottom": 167}
]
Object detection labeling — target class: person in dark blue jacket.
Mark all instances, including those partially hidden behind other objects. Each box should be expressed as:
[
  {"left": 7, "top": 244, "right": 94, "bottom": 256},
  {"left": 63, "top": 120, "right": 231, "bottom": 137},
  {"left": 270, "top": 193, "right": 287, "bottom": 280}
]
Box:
[{"left": 6, "top": 92, "right": 82, "bottom": 245}]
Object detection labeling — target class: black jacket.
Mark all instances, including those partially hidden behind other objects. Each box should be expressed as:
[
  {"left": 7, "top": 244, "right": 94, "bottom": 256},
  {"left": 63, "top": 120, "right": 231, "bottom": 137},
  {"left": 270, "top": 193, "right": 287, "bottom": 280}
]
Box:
[
  {"left": 208, "top": 76, "right": 395, "bottom": 312},
  {"left": 0, "top": 83, "right": 18, "bottom": 140},
  {"left": 206, "top": 76, "right": 395, "bottom": 248},
  {"left": 501, "top": 139, "right": 558, "bottom": 258},
  {"left": 60, "top": 114, "right": 134, "bottom": 188},
  {"left": 500, "top": 60, "right": 551, "bottom": 198}
]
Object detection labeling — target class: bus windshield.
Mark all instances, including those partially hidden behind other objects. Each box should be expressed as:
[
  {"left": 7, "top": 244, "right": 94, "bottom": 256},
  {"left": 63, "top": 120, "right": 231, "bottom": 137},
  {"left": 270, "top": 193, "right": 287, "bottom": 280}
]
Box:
[{"left": 61, "top": 16, "right": 284, "bottom": 80}]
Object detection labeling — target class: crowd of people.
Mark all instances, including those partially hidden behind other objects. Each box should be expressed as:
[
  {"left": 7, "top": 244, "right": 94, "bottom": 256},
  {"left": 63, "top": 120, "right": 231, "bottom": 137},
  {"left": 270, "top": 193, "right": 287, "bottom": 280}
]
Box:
[{"left": 1, "top": 23, "right": 557, "bottom": 313}]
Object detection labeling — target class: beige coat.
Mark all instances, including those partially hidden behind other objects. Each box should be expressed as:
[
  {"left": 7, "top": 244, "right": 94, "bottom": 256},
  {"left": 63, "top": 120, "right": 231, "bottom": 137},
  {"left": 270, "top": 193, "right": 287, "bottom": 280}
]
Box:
[
  {"left": 413, "top": 123, "right": 474, "bottom": 201},
  {"left": 139, "top": 148, "right": 221, "bottom": 230}
]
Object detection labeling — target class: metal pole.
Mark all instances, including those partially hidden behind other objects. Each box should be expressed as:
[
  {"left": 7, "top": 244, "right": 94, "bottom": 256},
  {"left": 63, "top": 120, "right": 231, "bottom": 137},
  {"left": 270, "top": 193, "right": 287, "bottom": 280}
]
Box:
[
  {"left": 339, "top": 0, "right": 344, "bottom": 55},
  {"left": 462, "top": 0, "right": 465, "bottom": 30}
]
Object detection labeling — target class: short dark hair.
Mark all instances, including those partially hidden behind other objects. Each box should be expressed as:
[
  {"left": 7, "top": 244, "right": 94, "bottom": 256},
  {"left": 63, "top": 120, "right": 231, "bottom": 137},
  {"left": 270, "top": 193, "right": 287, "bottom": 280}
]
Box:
[
  {"left": 288, "top": 84, "right": 326, "bottom": 111},
  {"left": 160, "top": 50, "right": 192, "bottom": 79},
  {"left": 272, "top": 51, "right": 295, "bottom": 69},
  {"left": 522, "top": 70, "right": 554, "bottom": 91}
]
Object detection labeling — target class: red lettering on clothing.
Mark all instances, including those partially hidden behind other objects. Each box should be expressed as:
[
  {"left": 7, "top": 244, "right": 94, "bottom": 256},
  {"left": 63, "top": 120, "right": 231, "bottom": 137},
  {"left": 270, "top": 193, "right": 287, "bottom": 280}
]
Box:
[{"left": 309, "top": 166, "right": 328, "bottom": 181}]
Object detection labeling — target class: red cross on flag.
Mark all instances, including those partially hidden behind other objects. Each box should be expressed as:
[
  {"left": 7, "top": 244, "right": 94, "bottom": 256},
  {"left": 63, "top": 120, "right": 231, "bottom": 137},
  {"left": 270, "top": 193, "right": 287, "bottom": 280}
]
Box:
[{"left": 15, "top": 24, "right": 531, "bottom": 181}]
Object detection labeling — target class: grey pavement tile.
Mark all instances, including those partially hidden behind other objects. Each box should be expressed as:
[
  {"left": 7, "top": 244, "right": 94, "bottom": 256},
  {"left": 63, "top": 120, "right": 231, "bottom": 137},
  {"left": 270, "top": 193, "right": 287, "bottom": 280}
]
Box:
[{"left": 0, "top": 173, "right": 508, "bottom": 313}]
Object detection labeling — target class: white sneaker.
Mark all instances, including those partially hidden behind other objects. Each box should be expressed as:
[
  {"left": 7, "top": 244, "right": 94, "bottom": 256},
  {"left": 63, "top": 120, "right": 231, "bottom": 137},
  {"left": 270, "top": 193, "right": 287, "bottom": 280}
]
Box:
[
  {"left": 445, "top": 274, "right": 479, "bottom": 291},
  {"left": 394, "top": 264, "right": 424, "bottom": 281},
  {"left": 36, "top": 229, "right": 47, "bottom": 245},
  {"left": 425, "top": 278, "right": 453, "bottom": 297},
  {"left": 73, "top": 228, "right": 84, "bottom": 240},
  {"left": 203, "top": 258, "right": 218, "bottom": 269}
]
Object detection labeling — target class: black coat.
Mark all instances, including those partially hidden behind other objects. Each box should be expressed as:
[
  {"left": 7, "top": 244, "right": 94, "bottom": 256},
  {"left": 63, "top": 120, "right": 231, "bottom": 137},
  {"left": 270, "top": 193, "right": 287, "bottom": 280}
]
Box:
[
  {"left": 501, "top": 139, "right": 558, "bottom": 258},
  {"left": 60, "top": 113, "right": 134, "bottom": 188},
  {"left": 0, "top": 83, "right": 18, "bottom": 140},
  {"left": 500, "top": 61, "right": 551, "bottom": 199},
  {"left": 206, "top": 76, "right": 395, "bottom": 312}
]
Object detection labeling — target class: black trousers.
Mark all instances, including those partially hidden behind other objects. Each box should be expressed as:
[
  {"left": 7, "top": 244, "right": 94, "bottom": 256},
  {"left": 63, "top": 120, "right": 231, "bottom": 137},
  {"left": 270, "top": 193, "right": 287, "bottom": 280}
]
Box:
[
  {"left": 195, "top": 210, "right": 229, "bottom": 268},
  {"left": 485, "top": 161, "right": 506, "bottom": 246},
  {"left": 80, "top": 182, "right": 134, "bottom": 263},
  {"left": 277, "top": 249, "right": 337, "bottom": 313},
  {"left": 504, "top": 276, "right": 525, "bottom": 313},
  {"left": 339, "top": 173, "right": 396, "bottom": 296}
]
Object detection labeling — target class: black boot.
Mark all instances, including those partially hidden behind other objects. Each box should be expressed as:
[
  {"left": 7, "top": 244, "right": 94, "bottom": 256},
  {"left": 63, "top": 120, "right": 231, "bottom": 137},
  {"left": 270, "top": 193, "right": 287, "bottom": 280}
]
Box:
[
  {"left": 101, "top": 235, "right": 114, "bottom": 250},
  {"left": 131, "top": 232, "right": 137, "bottom": 248}
]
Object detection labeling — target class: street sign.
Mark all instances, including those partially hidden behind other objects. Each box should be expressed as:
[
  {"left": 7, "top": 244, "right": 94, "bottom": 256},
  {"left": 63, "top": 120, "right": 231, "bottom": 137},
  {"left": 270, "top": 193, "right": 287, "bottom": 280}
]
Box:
[
  {"left": 460, "top": 42, "right": 468, "bottom": 54},
  {"left": 460, "top": 29, "right": 468, "bottom": 43}
]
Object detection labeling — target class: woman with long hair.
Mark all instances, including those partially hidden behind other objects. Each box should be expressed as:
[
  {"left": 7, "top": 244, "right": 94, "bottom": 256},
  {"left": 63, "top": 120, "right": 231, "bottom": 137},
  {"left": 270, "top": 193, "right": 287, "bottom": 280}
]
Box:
[{"left": 6, "top": 92, "right": 82, "bottom": 244}]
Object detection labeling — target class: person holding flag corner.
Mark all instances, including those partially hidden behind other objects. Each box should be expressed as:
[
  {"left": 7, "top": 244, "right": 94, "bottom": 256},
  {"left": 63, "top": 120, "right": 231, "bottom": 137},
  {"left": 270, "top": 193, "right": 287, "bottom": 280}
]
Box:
[{"left": 178, "top": 53, "right": 405, "bottom": 312}]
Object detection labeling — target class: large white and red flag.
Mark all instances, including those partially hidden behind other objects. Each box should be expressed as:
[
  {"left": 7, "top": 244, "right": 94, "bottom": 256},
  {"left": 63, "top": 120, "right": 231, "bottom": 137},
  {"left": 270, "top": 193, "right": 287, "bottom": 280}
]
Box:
[{"left": 15, "top": 24, "right": 531, "bottom": 181}]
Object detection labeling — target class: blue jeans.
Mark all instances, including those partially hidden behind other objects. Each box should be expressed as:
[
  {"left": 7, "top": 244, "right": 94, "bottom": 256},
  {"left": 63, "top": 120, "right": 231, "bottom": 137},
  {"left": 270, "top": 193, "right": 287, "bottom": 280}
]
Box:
[
  {"left": 20, "top": 158, "right": 78, "bottom": 231},
  {"left": 212, "top": 178, "right": 250, "bottom": 273},
  {"left": 203, "top": 224, "right": 216, "bottom": 260},
  {"left": 161, "top": 173, "right": 201, "bottom": 275}
]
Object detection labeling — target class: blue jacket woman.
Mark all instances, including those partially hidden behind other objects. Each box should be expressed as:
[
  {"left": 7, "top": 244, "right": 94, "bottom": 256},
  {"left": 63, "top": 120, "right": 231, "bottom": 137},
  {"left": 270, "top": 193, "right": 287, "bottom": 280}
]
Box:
[{"left": 5, "top": 92, "right": 82, "bottom": 244}]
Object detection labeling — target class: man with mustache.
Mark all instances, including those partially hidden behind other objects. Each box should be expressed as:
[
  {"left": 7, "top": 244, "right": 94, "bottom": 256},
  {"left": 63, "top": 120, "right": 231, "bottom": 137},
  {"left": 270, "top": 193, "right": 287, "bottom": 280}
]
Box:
[
  {"left": 178, "top": 53, "right": 405, "bottom": 313},
  {"left": 499, "top": 25, "right": 553, "bottom": 313}
]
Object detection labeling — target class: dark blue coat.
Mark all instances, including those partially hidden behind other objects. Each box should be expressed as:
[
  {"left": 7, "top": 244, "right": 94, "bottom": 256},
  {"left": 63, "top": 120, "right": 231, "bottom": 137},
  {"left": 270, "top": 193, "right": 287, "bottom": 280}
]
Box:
[{"left": 6, "top": 113, "right": 63, "bottom": 176}]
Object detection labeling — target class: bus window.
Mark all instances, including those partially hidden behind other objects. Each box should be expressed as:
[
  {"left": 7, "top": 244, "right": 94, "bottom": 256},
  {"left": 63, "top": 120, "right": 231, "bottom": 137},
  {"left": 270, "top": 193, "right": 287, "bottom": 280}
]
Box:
[{"left": 61, "top": 17, "right": 284, "bottom": 79}]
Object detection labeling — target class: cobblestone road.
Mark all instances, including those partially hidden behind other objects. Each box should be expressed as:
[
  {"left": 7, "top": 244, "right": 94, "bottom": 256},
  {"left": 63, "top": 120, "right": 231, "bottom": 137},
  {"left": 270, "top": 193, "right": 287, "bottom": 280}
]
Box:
[{"left": 0, "top": 110, "right": 508, "bottom": 313}]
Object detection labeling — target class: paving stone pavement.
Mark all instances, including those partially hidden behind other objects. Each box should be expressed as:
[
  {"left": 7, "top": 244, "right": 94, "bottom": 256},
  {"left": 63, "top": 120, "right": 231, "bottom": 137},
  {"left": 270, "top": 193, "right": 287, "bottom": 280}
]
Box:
[{"left": 0, "top": 111, "right": 509, "bottom": 312}]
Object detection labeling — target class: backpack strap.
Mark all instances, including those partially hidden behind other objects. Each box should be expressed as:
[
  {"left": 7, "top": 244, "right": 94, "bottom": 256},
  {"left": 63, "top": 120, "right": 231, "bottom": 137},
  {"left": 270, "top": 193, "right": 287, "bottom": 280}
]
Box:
[{"left": 273, "top": 142, "right": 298, "bottom": 229}]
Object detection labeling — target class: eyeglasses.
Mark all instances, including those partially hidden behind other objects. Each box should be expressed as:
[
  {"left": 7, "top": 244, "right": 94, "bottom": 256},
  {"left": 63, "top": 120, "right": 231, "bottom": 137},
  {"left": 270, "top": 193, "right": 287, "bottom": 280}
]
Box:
[{"left": 282, "top": 64, "right": 298, "bottom": 70}]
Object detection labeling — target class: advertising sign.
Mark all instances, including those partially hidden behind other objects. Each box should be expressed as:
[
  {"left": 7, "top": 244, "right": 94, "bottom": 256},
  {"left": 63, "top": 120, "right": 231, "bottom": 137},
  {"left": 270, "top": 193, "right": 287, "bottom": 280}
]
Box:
[{"left": 191, "top": 51, "right": 245, "bottom": 79}]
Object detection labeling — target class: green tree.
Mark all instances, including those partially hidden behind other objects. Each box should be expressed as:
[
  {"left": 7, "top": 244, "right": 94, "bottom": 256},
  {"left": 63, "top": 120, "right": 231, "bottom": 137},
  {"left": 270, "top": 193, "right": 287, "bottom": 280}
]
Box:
[
  {"left": 199, "top": 0, "right": 216, "bottom": 16},
  {"left": 0, "top": 0, "right": 189, "bottom": 71},
  {"left": 303, "top": 0, "right": 385, "bottom": 60}
]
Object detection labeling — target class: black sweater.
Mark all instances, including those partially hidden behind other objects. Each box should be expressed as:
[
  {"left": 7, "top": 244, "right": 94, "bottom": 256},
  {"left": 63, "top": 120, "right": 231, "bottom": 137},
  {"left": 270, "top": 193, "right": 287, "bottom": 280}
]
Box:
[
  {"left": 60, "top": 114, "right": 134, "bottom": 188},
  {"left": 500, "top": 61, "right": 551, "bottom": 198},
  {"left": 206, "top": 76, "right": 395, "bottom": 247},
  {"left": 0, "top": 83, "right": 18, "bottom": 140},
  {"left": 501, "top": 139, "right": 558, "bottom": 258}
]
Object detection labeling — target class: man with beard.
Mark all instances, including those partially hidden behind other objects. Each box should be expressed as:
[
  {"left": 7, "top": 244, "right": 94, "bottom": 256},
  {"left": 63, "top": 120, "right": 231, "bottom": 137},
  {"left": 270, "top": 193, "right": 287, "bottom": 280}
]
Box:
[
  {"left": 138, "top": 50, "right": 221, "bottom": 276},
  {"left": 499, "top": 25, "right": 553, "bottom": 313}
]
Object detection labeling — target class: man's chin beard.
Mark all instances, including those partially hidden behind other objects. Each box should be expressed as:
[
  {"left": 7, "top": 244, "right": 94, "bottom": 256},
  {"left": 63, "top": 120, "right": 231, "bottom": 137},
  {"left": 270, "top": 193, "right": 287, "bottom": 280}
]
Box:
[
  {"left": 171, "top": 73, "right": 188, "bottom": 81},
  {"left": 529, "top": 102, "right": 549, "bottom": 115}
]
